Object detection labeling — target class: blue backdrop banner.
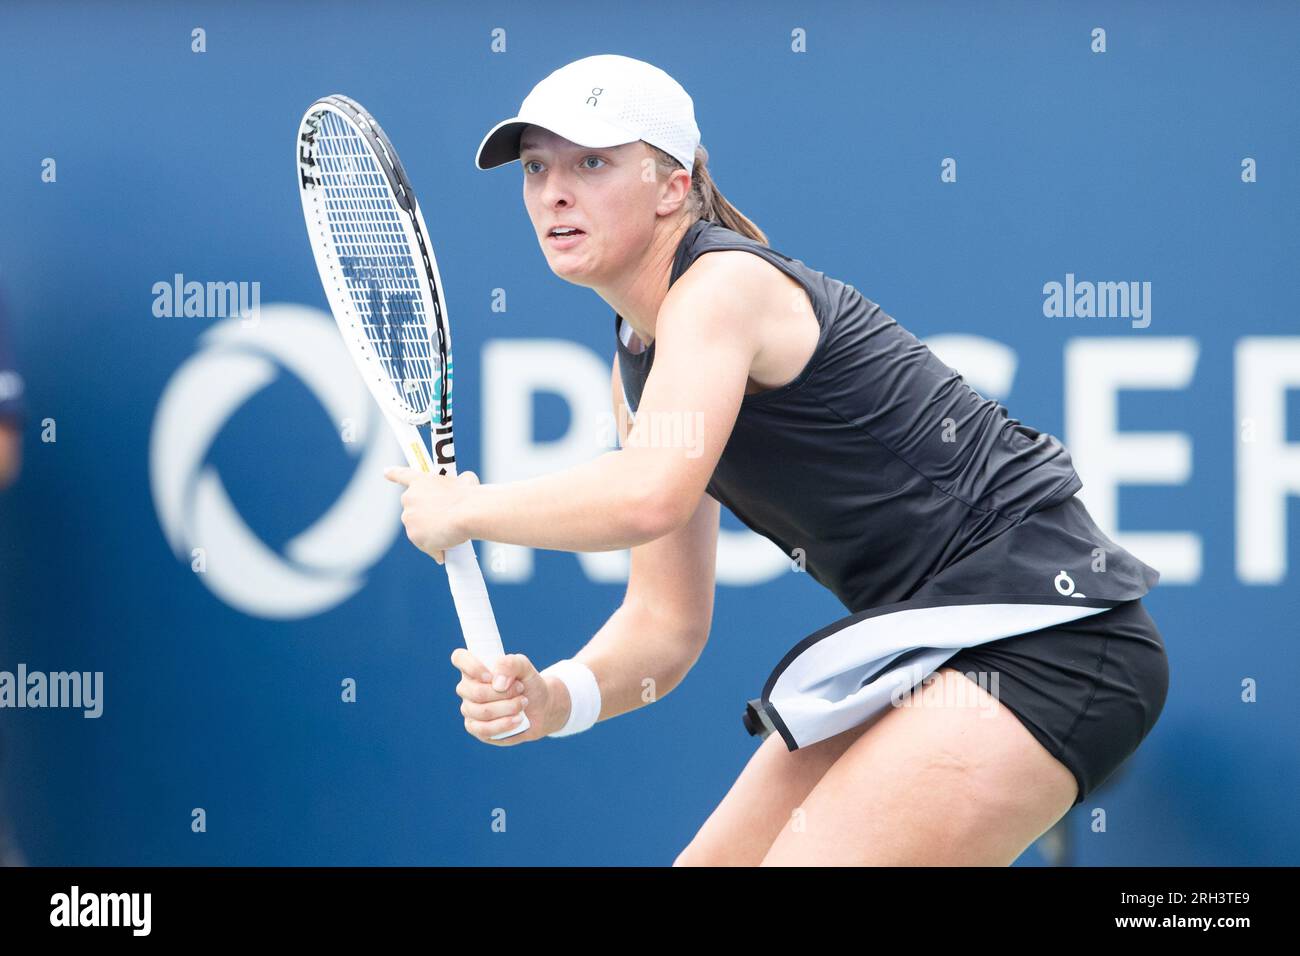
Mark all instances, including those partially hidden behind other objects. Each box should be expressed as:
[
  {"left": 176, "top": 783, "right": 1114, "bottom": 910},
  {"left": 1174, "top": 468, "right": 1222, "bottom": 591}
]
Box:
[{"left": 0, "top": 0, "right": 1296, "bottom": 866}]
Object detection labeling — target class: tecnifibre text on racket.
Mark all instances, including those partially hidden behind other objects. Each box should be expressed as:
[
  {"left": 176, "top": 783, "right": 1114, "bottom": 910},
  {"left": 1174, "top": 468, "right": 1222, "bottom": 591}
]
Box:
[{"left": 296, "top": 94, "right": 528, "bottom": 739}]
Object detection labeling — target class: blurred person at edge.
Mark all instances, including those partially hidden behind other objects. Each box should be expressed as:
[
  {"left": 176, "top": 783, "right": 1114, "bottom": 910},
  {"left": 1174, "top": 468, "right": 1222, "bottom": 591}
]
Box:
[
  {"left": 0, "top": 289, "right": 21, "bottom": 490},
  {"left": 0, "top": 287, "right": 26, "bottom": 866}
]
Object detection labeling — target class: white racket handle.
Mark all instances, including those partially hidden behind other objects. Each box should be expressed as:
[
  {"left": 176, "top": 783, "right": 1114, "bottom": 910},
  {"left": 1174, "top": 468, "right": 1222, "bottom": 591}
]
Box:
[
  {"left": 443, "top": 539, "right": 530, "bottom": 739},
  {"left": 389, "top": 418, "right": 528, "bottom": 740}
]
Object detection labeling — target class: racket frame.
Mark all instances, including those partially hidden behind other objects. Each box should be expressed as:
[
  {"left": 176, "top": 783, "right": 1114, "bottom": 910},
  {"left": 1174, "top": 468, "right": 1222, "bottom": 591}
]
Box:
[{"left": 297, "top": 94, "right": 529, "bottom": 740}]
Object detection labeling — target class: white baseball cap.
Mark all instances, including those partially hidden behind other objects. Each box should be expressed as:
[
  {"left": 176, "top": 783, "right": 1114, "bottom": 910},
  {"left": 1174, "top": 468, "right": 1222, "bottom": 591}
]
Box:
[{"left": 474, "top": 54, "right": 701, "bottom": 173}]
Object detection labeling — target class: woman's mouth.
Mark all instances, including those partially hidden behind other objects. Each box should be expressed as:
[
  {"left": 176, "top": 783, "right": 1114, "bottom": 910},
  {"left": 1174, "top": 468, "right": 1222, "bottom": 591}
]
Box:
[{"left": 547, "top": 226, "right": 586, "bottom": 249}]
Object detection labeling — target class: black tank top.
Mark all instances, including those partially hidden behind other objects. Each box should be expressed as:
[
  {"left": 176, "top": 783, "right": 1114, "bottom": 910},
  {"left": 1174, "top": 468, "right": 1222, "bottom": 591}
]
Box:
[{"left": 615, "top": 218, "right": 1157, "bottom": 612}]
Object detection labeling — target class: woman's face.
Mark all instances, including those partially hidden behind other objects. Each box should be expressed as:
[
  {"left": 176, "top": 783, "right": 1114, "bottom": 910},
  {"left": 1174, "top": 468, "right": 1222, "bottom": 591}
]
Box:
[{"left": 519, "top": 125, "right": 669, "bottom": 287}]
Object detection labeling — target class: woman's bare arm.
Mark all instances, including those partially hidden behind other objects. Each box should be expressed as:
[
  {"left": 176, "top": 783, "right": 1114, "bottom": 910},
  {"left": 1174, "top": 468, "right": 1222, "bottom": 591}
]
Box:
[
  {"left": 543, "top": 360, "right": 719, "bottom": 731},
  {"left": 452, "top": 253, "right": 760, "bottom": 554}
]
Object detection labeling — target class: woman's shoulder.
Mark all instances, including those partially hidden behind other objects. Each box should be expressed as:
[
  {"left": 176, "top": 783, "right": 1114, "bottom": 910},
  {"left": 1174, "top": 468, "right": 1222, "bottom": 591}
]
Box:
[
  {"left": 669, "top": 246, "right": 814, "bottom": 352},
  {"left": 674, "top": 221, "right": 798, "bottom": 295},
  {"left": 671, "top": 229, "right": 824, "bottom": 398},
  {"left": 671, "top": 244, "right": 787, "bottom": 302},
  {"left": 686, "top": 218, "right": 799, "bottom": 263}
]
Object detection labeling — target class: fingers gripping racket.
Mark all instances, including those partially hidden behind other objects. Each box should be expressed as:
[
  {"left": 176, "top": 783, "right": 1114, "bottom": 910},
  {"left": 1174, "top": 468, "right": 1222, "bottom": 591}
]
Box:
[{"left": 296, "top": 94, "right": 528, "bottom": 739}]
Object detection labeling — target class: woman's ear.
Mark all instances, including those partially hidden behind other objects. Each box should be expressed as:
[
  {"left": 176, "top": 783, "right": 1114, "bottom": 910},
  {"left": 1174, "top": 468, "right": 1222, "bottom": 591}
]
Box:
[{"left": 656, "top": 169, "right": 693, "bottom": 216}]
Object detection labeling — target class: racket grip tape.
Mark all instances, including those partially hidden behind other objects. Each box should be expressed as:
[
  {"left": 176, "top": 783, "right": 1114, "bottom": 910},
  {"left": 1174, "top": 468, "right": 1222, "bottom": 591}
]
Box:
[{"left": 443, "top": 540, "right": 530, "bottom": 739}]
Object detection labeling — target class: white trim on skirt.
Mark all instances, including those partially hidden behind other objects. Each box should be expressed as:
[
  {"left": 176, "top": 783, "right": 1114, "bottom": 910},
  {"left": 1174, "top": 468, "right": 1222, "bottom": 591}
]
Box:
[{"left": 744, "top": 594, "right": 1118, "bottom": 751}]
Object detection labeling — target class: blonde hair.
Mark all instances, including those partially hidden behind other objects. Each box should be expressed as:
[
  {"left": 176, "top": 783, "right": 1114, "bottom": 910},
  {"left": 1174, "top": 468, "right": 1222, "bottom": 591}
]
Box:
[{"left": 648, "top": 143, "right": 768, "bottom": 245}]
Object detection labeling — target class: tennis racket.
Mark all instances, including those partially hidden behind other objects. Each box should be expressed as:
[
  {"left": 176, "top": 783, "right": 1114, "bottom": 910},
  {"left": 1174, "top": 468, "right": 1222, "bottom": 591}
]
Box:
[{"left": 296, "top": 94, "right": 528, "bottom": 739}]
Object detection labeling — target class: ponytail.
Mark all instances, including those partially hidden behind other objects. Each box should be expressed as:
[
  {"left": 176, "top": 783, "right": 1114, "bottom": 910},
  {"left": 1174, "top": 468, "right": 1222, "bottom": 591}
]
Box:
[{"left": 649, "top": 143, "right": 768, "bottom": 246}]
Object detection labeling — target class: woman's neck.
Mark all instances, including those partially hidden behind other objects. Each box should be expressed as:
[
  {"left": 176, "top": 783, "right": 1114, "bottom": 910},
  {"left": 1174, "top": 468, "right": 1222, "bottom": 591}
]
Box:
[{"left": 605, "top": 215, "right": 698, "bottom": 349}]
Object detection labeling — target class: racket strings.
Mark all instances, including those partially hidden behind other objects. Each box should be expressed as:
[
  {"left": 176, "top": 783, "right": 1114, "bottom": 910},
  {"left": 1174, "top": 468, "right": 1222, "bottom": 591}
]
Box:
[{"left": 314, "top": 111, "right": 439, "bottom": 419}]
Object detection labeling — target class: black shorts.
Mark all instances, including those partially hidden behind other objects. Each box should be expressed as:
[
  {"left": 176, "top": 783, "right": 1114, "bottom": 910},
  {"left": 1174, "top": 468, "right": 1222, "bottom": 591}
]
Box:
[{"left": 943, "top": 597, "right": 1169, "bottom": 807}]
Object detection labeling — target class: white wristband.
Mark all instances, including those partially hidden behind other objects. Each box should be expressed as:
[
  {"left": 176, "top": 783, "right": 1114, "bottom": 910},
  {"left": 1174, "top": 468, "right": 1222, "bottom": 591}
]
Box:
[{"left": 540, "top": 659, "right": 601, "bottom": 737}]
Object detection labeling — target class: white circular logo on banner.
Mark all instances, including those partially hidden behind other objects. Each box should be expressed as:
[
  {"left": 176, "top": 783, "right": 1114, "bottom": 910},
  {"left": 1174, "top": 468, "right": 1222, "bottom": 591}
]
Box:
[{"left": 149, "top": 304, "right": 402, "bottom": 619}]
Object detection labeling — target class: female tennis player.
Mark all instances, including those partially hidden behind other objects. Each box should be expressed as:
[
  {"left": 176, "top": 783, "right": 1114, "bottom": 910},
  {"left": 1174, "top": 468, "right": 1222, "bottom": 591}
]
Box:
[{"left": 384, "top": 54, "right": 1170, "bottom": 866}]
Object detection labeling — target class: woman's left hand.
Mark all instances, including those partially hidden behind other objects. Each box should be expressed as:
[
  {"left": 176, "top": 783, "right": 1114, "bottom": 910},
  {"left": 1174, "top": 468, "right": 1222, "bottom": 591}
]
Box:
[{"left": 383, "top": 466, "right": 480, "bottom": 565}]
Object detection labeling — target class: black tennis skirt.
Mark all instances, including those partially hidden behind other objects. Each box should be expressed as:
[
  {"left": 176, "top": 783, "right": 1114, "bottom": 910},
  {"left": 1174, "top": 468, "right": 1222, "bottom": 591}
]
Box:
[{"left": 943, "top": 596, "right": 1169, "bottom": 807}]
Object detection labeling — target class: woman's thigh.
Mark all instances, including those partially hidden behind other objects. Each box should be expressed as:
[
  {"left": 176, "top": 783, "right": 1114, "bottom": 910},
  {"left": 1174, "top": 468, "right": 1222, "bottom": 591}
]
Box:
[
  {"left": 673, "top": 715, "right": 881, "bottom": 866},
  {"left": 944, "top": 597, "right": 1169, "bottom": 809},
  {"left": 758, "top": 665, "right": 1079, "bottom": 866}
]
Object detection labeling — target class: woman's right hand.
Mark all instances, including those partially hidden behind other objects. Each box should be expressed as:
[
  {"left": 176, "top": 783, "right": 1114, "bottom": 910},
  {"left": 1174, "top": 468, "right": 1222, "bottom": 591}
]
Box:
[{"left": 451, "top": 649, "right": 551, "bottom": 745}]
